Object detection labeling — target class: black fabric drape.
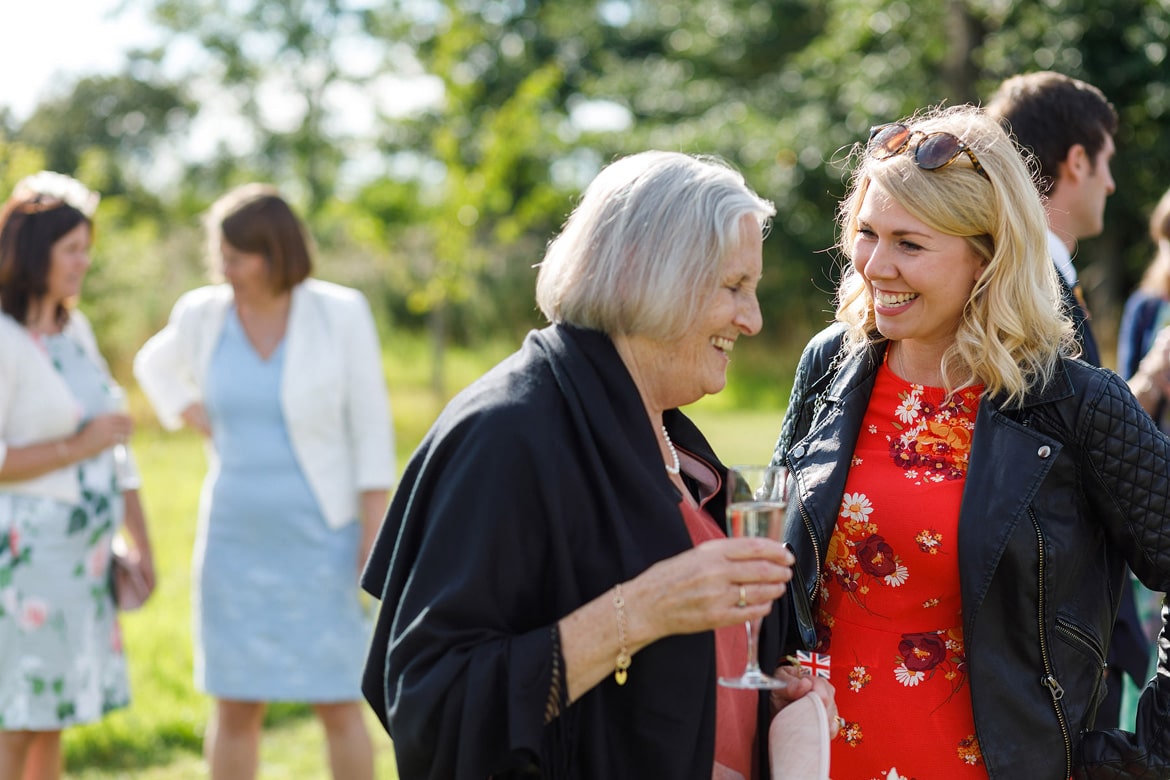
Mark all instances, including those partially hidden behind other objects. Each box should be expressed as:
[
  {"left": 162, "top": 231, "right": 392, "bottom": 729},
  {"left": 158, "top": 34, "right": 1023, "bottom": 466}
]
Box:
[{"left": 362, "top": 325, "right": 779, "bottom": 779}]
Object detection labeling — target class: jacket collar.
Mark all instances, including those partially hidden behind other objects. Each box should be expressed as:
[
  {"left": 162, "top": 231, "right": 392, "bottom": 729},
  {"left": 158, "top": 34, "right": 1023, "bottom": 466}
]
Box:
[{"left": 824, "top": 337, "right": 1076, "bottom": 414}]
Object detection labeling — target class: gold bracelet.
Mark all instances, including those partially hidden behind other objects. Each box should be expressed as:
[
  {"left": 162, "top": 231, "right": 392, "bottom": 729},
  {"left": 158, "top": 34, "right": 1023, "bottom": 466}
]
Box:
[{"left": 613, "top": 583, "right": 630, "bottom": 686}]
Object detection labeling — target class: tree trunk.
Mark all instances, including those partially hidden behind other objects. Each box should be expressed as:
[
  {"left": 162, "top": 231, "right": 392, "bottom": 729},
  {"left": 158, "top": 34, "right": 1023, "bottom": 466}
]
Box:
[{"left": 943, "top": 0, "right": 983, "bottom": 104}]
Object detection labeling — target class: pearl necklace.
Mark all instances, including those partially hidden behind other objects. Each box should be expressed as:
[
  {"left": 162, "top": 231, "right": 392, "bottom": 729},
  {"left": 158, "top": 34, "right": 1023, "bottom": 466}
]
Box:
[{"left": 661, "top": 425, "right": 681, "bottom": 475}]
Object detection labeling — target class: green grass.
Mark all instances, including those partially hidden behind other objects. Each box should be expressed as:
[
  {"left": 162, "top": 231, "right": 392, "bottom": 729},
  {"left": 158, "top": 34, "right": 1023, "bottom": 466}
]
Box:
[
  {"left": 683, "top": 400, "right": 787, "bottom": 466},
  {"left": 62, "top": 429, "right": 401, "bottom": 779},
  {"left": 63, "top": 329, "right": 798, "bottom": 778}
]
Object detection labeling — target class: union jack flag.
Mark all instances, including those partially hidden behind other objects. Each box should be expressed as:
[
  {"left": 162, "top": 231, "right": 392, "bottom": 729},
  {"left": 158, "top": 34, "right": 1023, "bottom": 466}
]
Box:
[{"left": 794, "top": 650, "right": 831, "bottom": 680}]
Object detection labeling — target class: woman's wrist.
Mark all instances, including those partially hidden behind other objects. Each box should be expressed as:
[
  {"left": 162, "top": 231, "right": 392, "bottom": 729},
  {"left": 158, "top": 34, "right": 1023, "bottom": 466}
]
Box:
[
  {"left": 612, "top": 584, "right": 631, "bottom": 685},
  {"left": 55, "top": 438, "right": 72, "bottom": 467},
  {"left": 614, "top": 576, "right": 656, "bottom": 651}
]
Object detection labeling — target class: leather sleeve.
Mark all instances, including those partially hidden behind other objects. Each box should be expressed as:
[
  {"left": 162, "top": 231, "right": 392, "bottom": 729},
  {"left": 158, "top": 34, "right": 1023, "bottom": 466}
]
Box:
[
  {"left": 1073, "top": 371, "right": 1170, "bottom": 777},
  {"left": 771, "top": 325, "right": 850, "bottom": 656},
  {"left": 1079, "top": 372, "right": 1170, "bottom": 593}
]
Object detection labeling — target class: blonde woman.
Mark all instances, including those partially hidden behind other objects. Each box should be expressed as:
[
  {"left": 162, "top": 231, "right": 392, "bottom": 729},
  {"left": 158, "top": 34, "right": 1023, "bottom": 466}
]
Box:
[{"left": 774, "top": 106, "right": 1170, "bottom": 778}]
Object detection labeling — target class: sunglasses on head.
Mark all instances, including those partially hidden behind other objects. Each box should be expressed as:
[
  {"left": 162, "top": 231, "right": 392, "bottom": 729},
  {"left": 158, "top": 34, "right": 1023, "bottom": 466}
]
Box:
[{"left": 867, "top": 123, "right": 991, "bottom": 182}]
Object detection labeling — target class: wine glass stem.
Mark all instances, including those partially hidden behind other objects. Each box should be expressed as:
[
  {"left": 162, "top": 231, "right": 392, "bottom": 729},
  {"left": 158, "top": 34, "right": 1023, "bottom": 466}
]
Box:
[{"left": 743, "top": 617, "right": 763, "bottom": 674}]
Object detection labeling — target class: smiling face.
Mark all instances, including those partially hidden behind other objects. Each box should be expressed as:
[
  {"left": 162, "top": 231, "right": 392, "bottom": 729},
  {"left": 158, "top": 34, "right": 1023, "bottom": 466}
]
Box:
[
  {"left": 44, "top": 221, "right": 92, "bottom": 306},
  {"left": 852, "top": 181, "right": 985, "bottom": 360},
  {"left": 680, "top": 214, "right": 764, "bottom": 399},
  {"left": 619, "top": 214, "right": 764, "bottom": 410}
]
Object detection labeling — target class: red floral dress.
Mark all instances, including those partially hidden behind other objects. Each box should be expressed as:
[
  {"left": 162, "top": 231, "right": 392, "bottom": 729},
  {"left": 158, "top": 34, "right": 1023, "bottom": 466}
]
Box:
[{"left": 816, "top": 358, "right": 987, "bottom": 779}]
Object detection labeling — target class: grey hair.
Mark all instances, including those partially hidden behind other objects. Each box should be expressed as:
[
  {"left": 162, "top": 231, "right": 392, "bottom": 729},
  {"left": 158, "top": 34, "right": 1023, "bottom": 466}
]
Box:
[{"left": 536, "top": 151, "right": 775, "bottom": 339}]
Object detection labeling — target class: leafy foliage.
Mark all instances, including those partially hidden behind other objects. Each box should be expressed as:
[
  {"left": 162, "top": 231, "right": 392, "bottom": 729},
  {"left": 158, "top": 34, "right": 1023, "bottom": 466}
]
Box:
[{"left": 6, "top": 0, "right": 1170, "bottom": 376}]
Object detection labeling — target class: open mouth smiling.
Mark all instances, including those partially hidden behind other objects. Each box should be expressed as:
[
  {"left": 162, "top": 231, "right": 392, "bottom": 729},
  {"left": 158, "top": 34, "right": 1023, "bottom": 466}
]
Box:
[
  {"left": 711, "top": 335, "right": 735, "bottom": 353},
  {"left": 875, "top": 290, "right": 919, "bottom": 306}
]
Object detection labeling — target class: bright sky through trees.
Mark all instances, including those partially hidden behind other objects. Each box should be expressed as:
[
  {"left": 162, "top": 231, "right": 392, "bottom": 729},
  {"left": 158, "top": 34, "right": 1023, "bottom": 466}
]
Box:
[{"left": 2, "top": 1, "right": 160, "bottom": 120}]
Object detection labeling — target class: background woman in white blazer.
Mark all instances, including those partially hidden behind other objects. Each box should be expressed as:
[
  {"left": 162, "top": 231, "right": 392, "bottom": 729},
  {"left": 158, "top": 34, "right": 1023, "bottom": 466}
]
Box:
[
  {"left": 0, "top": 172, "right": 155, "bottom": 780},
  {"left": 134, "top": 184, "right": 394, "bottom": 780}
]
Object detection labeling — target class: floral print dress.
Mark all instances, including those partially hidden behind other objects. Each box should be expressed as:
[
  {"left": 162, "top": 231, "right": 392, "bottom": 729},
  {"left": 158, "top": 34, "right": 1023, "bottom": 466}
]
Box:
[
  {"left": 817, "top": 357, "right": 986, "bottom": 779},
  {"left": 0, "top": 331, "right": 130, "bottom": 729}
]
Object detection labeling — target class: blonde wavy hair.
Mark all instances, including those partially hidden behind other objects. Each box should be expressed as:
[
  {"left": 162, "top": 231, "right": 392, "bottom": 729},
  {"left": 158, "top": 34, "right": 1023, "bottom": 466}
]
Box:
[{"left": 835, "top": 104, "right": 1075, "bottom": 407}]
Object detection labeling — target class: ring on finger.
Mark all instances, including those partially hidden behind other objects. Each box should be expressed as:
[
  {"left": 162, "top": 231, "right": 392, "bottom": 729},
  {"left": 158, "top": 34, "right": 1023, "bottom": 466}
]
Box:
[{"left": 736, "top": 584, "right": 748, "bottom": 608}]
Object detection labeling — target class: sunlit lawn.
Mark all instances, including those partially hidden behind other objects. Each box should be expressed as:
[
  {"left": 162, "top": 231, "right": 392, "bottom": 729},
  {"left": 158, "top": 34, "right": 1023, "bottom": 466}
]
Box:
[
  {"left": 64, "top": 330, "right": 796, "bottom": 778},
  {"left": 61, "top": 428, "right": 401, "bottom": 779}
]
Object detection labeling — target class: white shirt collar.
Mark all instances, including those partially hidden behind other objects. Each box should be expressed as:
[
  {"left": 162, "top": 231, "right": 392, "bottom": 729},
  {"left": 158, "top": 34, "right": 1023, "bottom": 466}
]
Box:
[{"left": 1048, "top": 228, "right": 1077, "bottom": 287}]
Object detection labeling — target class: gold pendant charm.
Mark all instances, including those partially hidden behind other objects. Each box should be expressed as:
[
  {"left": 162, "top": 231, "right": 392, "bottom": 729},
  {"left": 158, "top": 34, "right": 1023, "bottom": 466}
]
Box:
[{"left": 614, "top": 651, "right": 631, "bottom": 686}]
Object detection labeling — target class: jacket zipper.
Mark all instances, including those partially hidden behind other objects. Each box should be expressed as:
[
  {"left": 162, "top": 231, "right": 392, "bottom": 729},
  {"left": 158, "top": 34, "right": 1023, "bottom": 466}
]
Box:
[
  {"left": 1054, "top": 617, "right": 1108, "bottom": 719},
  {"left": 793, "top": 474, "right": 822, "bottom": 603},
  {"left": 1031, "top": 509, "right": 1072, "bottom": 775},
  {"left": 1054, "top": 618, "right": 1106, "bottom": 669}
]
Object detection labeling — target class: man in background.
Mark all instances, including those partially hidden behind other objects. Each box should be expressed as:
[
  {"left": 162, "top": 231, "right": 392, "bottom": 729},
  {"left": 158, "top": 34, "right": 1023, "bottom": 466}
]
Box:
[{"left": 988, "top": 71, "right": 1144, "bottom": 730}]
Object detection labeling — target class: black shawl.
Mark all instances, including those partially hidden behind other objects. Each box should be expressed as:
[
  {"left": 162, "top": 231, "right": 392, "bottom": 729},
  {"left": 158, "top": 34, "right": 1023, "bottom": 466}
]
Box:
[{"left": 362, "top": 324, "right": 778, "bottom": 779}]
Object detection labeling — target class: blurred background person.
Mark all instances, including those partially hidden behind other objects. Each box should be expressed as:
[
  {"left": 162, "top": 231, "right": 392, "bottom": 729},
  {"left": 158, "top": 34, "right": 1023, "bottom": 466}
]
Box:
[
  {"left": 985, "top": 71, "right": 1147, "bottom": 730},
  {"left": 986, "top": 71, "right": 1117, "bottom": 366},
  {"left": 362, "top": 151, "right": 835, "bottom": 780},
  {"left": 0, "top": 172, "right": 155, "bottom": 780},
  {"left": 774, "top": 106, "right": 1170, "bottom": 778},
  {"left": 134, "top": 184, "right": 393, "bottom": 780},
  {"left": 1119, "top": 186, "right": 1170, "bottom": 428},
  {"left": 1114, "top": 184, "right": 1170, "bottom": 716}
]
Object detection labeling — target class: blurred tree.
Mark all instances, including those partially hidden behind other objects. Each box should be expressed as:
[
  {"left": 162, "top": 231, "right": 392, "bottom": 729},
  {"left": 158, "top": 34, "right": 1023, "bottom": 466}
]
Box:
[
  {"left": 145, "top": 0, "right": 380, "bottom": 217},
  {"left": 0, "top": 135, "right": 48, "bottom": 196},
  {"left": 14, "top": 72, "right": 195, "bottom": 224},
  {"left": 363, "top": 0, "right": 592, "bottom": 392},
  {"left": 12, "top": 0, "right": 1170, "bottom": 386},
  {"left": 575, "top": 0, "right": 1170, "bottom": 352}
]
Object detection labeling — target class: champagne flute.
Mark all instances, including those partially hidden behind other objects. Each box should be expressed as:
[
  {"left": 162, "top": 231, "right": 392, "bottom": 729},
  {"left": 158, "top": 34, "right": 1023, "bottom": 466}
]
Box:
[
  {"left": 106, "top": 384, "right": 129, "bottom": 471},
  {"left": 719, "top": 464, "right": 788, "bottom": 690}
]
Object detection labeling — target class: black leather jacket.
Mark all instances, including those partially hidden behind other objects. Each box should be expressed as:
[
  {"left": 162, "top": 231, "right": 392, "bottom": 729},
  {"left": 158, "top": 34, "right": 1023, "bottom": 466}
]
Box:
[{"left": 773, "top": 325, "right": 1170, "bottom": 779}]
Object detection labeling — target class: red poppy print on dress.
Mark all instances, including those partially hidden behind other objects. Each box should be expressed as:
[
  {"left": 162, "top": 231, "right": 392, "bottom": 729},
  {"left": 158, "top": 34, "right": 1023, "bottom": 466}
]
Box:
[
  {"left": 888, "top": 384, "right": 979, "bottom": 483},
  {"left": 814, "top": 361, "right": 986, "bottom": 778}
]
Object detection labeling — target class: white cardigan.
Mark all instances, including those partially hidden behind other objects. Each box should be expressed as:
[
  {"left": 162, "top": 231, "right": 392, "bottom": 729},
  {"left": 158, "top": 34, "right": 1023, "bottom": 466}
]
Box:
[
  {"left": 133, "top": 280, "right": 395, "bottom": 529},
  {"left": 0, "top": 310, "right": 140, "bottom": 503}
]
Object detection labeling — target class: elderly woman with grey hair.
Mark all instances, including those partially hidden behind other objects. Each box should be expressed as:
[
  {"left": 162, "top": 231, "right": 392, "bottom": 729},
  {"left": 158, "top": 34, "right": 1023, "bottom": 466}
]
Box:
[{"left": 362, "top": 151, "right": 835, "bottom": 780}]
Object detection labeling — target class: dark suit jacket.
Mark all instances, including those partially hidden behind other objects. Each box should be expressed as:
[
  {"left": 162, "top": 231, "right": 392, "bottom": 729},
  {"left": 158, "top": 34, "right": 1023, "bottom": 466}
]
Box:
[{"left": 1058, "top": 273, "right": 1101, "bottom": 367}]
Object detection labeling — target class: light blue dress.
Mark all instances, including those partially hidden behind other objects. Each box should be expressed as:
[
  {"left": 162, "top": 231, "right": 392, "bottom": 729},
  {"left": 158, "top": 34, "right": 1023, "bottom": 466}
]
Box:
[{"left": 195, "top": 310, "right": 366, "bottom": 701}]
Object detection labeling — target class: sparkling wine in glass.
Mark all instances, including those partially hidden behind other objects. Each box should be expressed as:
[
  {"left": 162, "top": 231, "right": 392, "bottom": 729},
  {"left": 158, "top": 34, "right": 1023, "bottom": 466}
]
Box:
[
  {"left": 719, "top": 464, "right": 788, "bottom": 690},
  {"left": 106, "top": 384, "right": 129, "bottom": 471}
]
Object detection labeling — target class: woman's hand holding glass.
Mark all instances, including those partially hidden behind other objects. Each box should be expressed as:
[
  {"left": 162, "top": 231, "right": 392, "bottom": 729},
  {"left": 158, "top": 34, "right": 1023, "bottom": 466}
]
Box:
[
  {"left": 619, "top": 534, "right": 793, "bottom": 651},
  {"left": 71, "top": 411, "right": 133, "bottom": 460},
  {"left": 721, "top": 465, "right": 789, "bottom": 689}
]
